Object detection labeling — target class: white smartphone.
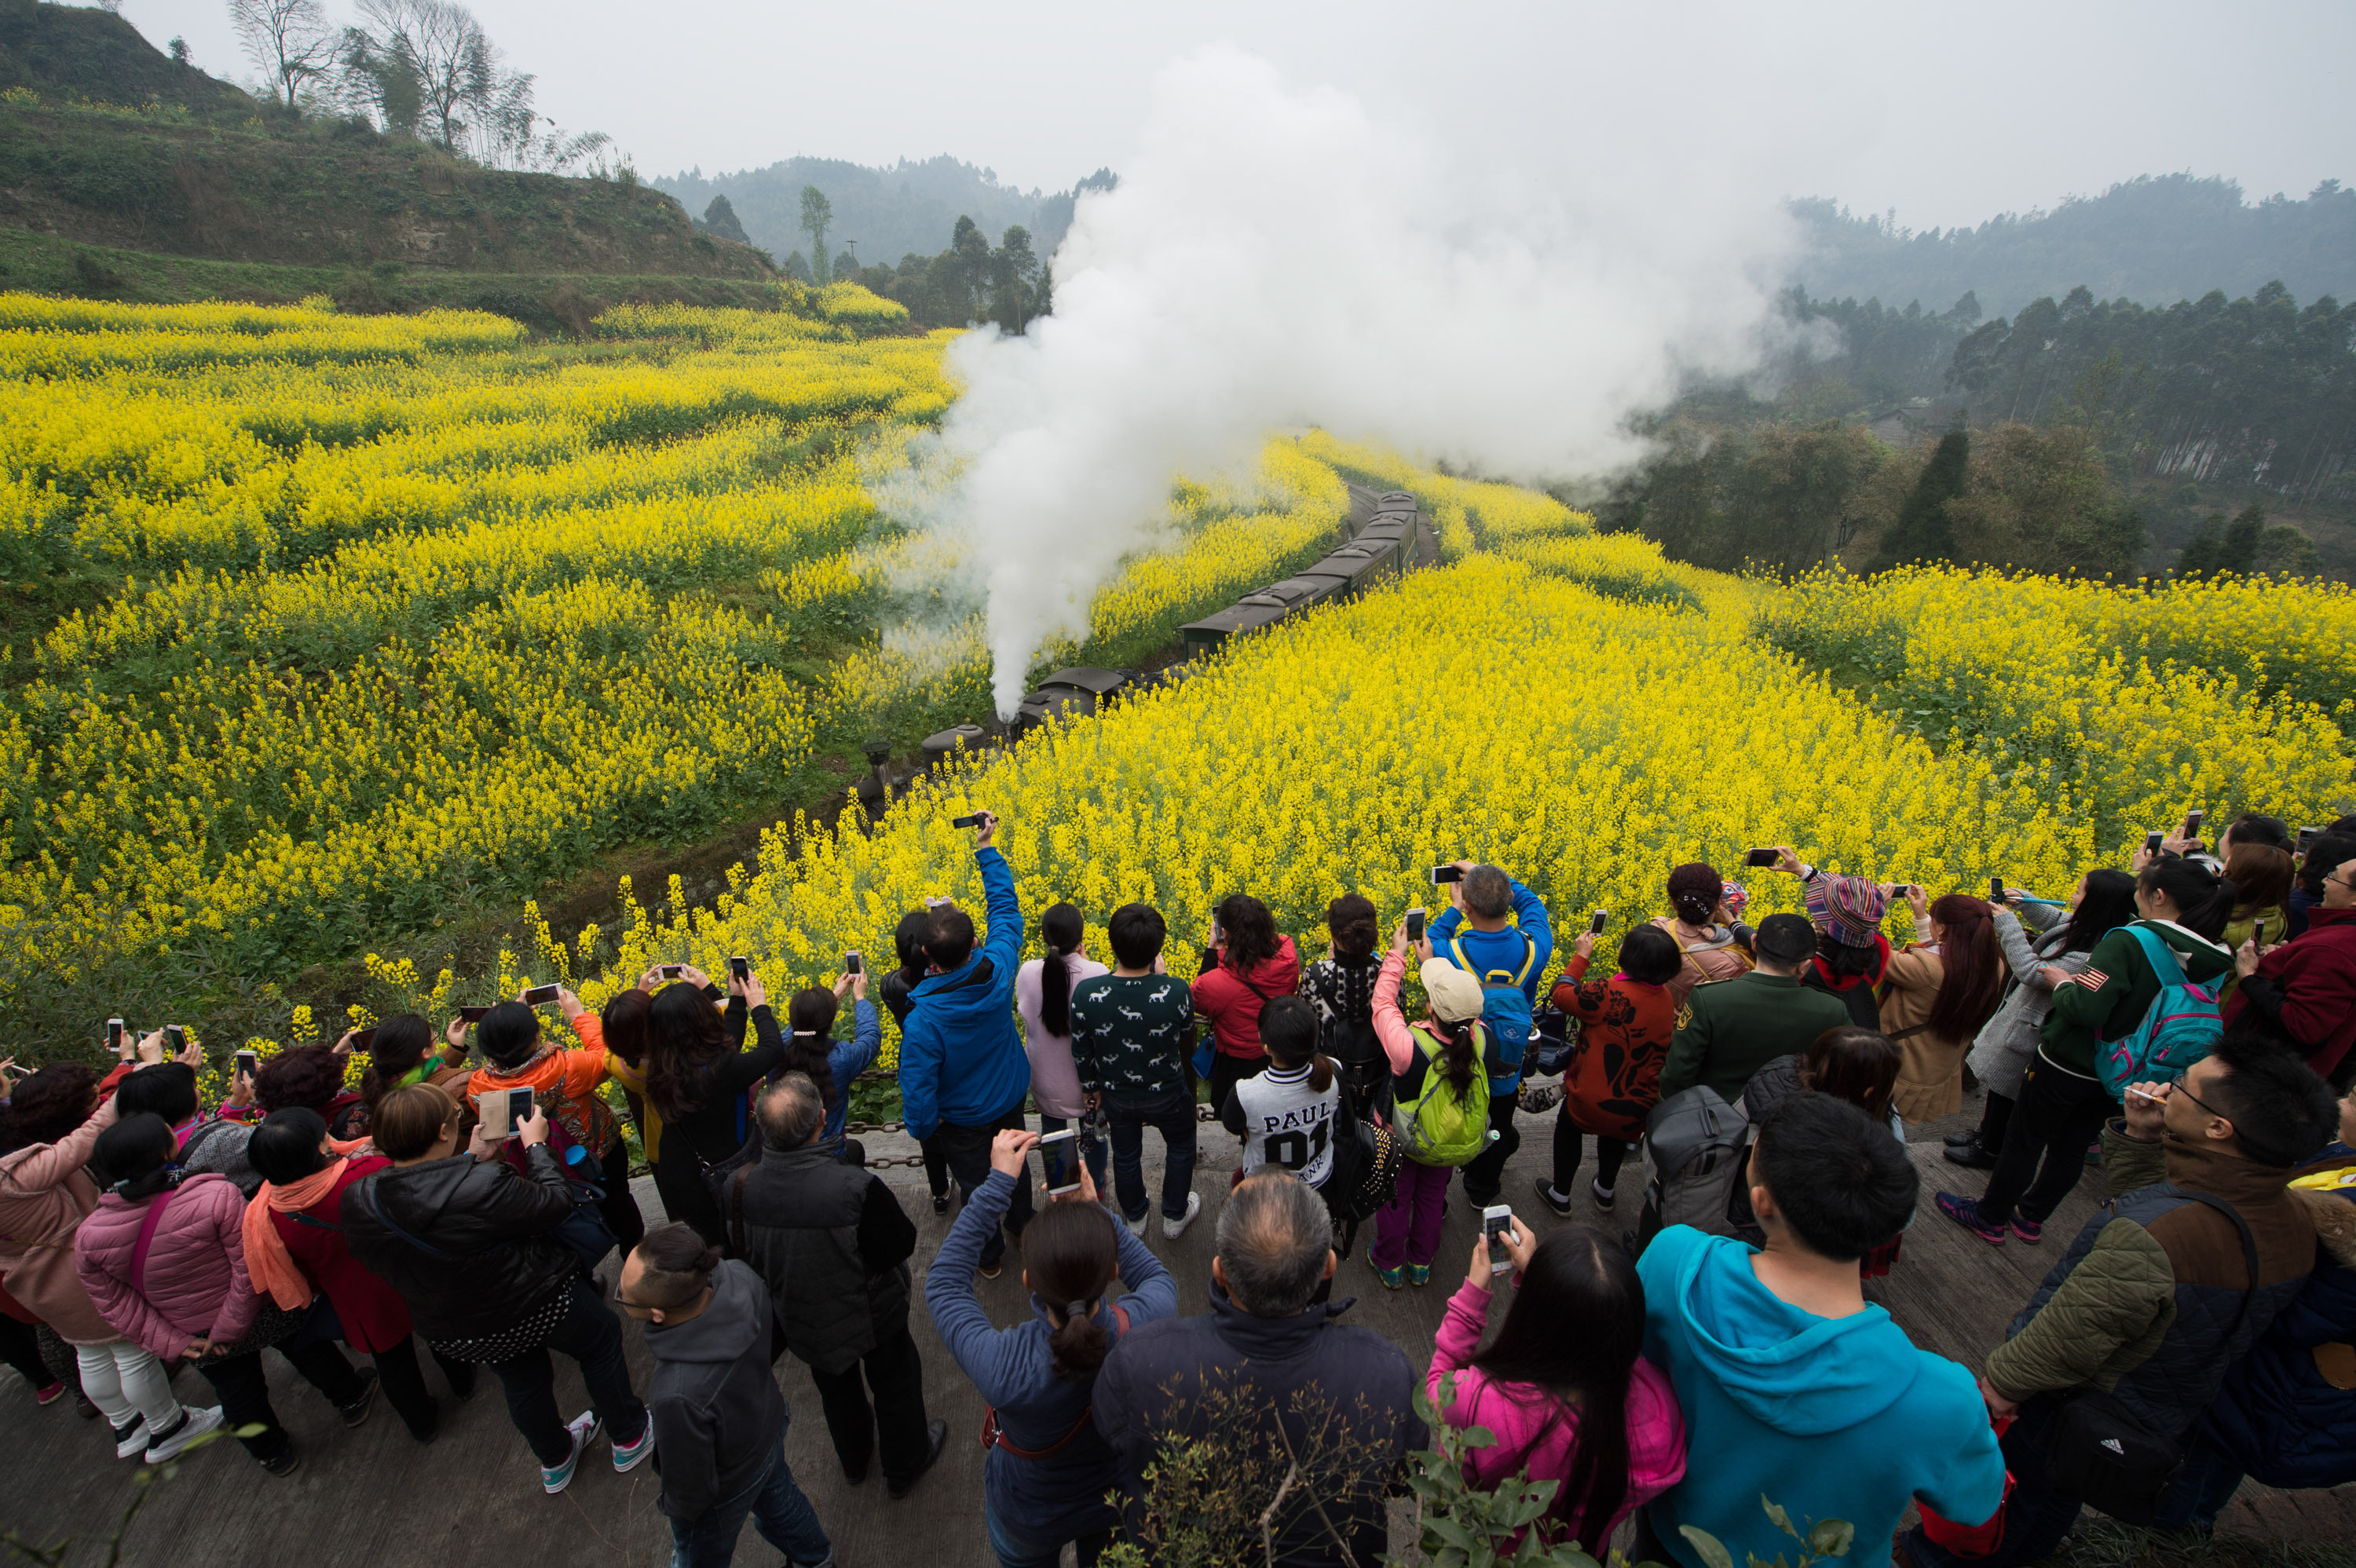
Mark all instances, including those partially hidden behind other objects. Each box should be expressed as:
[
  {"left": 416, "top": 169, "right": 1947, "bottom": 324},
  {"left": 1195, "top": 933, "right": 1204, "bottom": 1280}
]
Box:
[
  {"left": 1036, "top": 1128, "right": 1081, "bottom": 1196},
  {"left": 1482, "top": 1204, "right": 1516, "bottom": 1274}
]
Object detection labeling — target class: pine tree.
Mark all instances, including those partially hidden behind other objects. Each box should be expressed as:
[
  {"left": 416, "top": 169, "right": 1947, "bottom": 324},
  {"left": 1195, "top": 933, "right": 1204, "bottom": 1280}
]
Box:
[
  {"left": 1868, "top": 429, "right": 1969, "bottom": 572},
  {"left": 701, "top": 195, "right": 750, "bottom": 247}
]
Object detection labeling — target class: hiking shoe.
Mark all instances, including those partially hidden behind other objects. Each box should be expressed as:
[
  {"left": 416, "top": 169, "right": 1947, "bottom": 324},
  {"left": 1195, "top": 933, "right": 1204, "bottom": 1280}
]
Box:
[
  {"left": 145, "top": 1405, "right": 223, "bottom": 1464},
  {"left": 612, "top": 1419, "right": 654, "bottom": 1473},
  {"left": 887, "top": 1420, "right": 949, "bottom": 1500},
  {"left": 1943, "top": 1139, "right": 1998, "bottom": 1169},
  {"left": 1407, "top": 1263, "right": 1432, "bottom": 1287},
  {"left": 1532, "top": 1178, "right": 1574, "bottom": 1219},
  {"left": 35, "top": 1379, "right": 66, "bottom": 1406},
  {"left": 259, "top": 1449, "right": 302, "bottom": 1478},
  {"left": 2010, "top": 1214, "right": 2043, "bottom": 1245},
  {"left": 1590, "top": 1181, "right": 1616, "bottom": 1212},
  {"left": 1369, "top": 1247, "right": 1404, "bottom": 1289},
  {"left": 542, "top": 1411, "right": 602, "bottom": 1494},
  {"left": 1943, "top": 1128, "right": 1981, "bottom": 1148},
  {"left": 1935, "top": 1191, "right": 2007, "bottom": 1245},
  {"left": 1162, "top": 1191, "right": 1202, "bottom": 1241},
  {"left": 338, "top": 1365, "right": 380, "bottom": 1427},
  {"left": 112, "top": 1415, "right": 150, "bottom": 1459}
]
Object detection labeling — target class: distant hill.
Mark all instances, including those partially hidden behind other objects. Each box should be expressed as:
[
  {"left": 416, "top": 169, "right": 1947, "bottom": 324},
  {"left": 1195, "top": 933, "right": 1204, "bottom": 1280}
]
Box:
[
  {"left": 657, "top": 155, "right": 1099, "bottom": 271},
  {"left": 0, "top": 0, "right": 254, "bottom": 115},
  {"left": 1791, "top": 174, "right": 2356, "bottom": 317}
]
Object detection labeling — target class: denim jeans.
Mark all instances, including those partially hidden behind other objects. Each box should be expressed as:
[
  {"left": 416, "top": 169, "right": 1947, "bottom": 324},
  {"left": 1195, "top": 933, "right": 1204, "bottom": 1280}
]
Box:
[
  {"left": 1106, "top": 1088, "right": 1198, "bottom": 1222},
  {"left": 668, "top": 1410, "right": 832, "bottom": 1568},
  {"left": 1036, "top": 1113, "right": 1109, "bottom": 1193},
  {"left": 2149, "top": 1433, "right": 2246, "bottom": 1530},
  {"left": 489, "top": 1278, "right": 649, "bottom": 1467},
  {"left": 985, "top": 1500, "right": 1112, "bottom": 1568}
]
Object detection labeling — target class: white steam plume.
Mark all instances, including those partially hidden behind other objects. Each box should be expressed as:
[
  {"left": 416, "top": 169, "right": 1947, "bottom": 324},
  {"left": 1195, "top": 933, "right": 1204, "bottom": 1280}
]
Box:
[{"left": 905, "top": 46, "right": 1800, "bottom": 717}]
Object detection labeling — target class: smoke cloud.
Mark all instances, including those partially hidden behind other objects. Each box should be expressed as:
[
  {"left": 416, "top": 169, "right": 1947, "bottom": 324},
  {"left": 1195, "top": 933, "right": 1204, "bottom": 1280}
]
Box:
[{"left": 897, "top": 46, "right": 1802, "bottom": 717}]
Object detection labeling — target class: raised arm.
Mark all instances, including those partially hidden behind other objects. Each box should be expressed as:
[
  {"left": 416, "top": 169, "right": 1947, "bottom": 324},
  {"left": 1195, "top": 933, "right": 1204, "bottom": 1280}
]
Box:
[
  {"left": 1510, "top": 879, "right": 1554, "bottom": 972},
  {"left": 1371, "top": 952, "right": 1418, "bottom": 1073},
  {"left": 923, "top": 1162, "right": 1033, "bottom": 1404},
  {"left": 977, "top": 845, "right": 1024, "bottom": 972}
]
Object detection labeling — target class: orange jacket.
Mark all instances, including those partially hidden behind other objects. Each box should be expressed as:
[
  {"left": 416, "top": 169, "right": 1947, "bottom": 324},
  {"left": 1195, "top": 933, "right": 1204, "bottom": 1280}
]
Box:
[{"left": 466, "top": 1013, "right": 617, "bottom": 1157}]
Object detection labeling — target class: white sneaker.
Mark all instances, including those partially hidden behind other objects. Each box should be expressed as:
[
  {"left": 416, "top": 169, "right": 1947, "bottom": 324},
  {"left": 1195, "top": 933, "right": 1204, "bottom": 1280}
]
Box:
[
  {"left": 145, "top": 1404, "right": 224, "bottom": 1464},
  {"left": 112, "top": 1415, "right": 149, "bottom": 1459},
  {"left": 1124, "top": 1214, "right": 1149, "bottom": 1239},
  {"left": 1162, "top": 1191, "right": 1202, "bottom": 1241},
  {"left": 541, "top": 1411, "right": 603, "bottom": 1494}
]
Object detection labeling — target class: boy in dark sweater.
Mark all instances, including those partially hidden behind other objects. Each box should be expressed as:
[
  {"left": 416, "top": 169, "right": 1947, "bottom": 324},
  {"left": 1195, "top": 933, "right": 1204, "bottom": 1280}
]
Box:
[{"left": 1071, "top": 902, "right": 1202, "bottom": 1238}]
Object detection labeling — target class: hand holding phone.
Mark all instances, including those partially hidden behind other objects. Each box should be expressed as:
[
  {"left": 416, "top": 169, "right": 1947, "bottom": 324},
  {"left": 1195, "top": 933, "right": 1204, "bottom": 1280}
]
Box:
[
  {"left": 234, "top": 1048, "right": 259, "bottom": 1080},
  {"left": 729, "top": 956, "right": 750, "bottom": 984},
  {"left": 107, "top": 1018, "right": 126, "bottom": 1057},
  {"left": 2182, "top": 809, "right": 2205, "bottom": 840},
  {"left": 2143, "top": 830, "right": 2164, "bottom": 857},
  {"left": 1430, "top": 864, "right": 1465, "bottom": 886},
  {"left": 456, "top": 1005, "right": 491, "bottom": 1024},
  {"left": 1481, "top": 1205, "right": 1516, "bottom": 1274},
  {"left": 521, "top": 984, "right": 562, "bottom": 1007},
  {"left": 1989, "top": 875, "right": 2008, "bottom": 905},
  {"left": 1034, "top": 1128, "right": 1081, "bottom": 1196},
  {"left": 844, "top": 950, "right": 863, "bottom": 976},
  {"left": 1588, "top": 908, "right": 1610, "bottom": 936},
  {"left": 1405, "top": 907, "right": 1426, "bottom": 945},
  {"left": 1744, "top": 847, "right": 1777, "bottom": 868}
]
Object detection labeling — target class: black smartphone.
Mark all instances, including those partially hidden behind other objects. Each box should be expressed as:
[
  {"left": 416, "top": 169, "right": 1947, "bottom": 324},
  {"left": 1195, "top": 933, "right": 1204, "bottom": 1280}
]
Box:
[
  {"left": 1481, "top": 1205, "right": 1515, "bottom": 1274},
  {"left": 657, "top": 963, "right": 686, "bottom": 979},
  {"left": 1430, "top": 864, "right": 1464, "bottom": 885},
  {"left": 729, "top": 956, "right": 750, "bottom": 982},
  {"left": 522, "top": 984, "right": 562, "bottom": 1007},
  {"left": 2299, "top": 826, "right": 2320, "bottom": 854},
  {"left": 1588, "top": 908, "right": 1609, "bottom": 935},
  {"left": 2252, "top": 917, "right": 2267, "bottom": 945},
  {"left": 1989, "top": 875, "right": 2008, "bottom": 905},
  {"left": 2182, "top": 809, "right": 2205, "bottom": 839},
  {"left": 844, "top": 950, "right": 863, "bottom": 976},
  {"left": 163, "top": 1025, "right": 186, "bottom": 1053},
  {"left": 1744, "top": 847, "right": 1777, "bottom": 868},
  {"left": 457, "top": 1006, "right": 492, "bottom": 1024},
  {"left": 507, "top": 1087, "right": 536, "bottom": 1130},
  {"left": 2145, "top": 831, "right": 2164, "bottom": 856},
  {"left": 234, "top": 1048, "right": 258, "bottom": 1077},
  {"left": 1405, "top": 907, "right": 1426, "bottom": 944},
  {"left": 106, "top": 1018, "right": 124, "bottom": 1053},
  {"left": 951, "top": 811, "right": 988, "bottom": 829},
  {"left": 351, "top": 1027, "right": 377, "bottom": 1051}
]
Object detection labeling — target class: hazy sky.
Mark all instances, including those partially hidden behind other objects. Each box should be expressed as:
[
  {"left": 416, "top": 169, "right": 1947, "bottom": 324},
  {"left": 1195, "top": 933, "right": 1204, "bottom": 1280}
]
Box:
[{"left": 123, "top": 0, "right": 2351, "bottom": 231}]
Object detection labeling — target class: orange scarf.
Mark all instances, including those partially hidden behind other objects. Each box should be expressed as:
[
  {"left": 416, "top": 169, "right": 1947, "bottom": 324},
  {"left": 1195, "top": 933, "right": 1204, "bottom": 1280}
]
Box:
[{"left": 240, "top": 1159, "right": 347, "bottom": 1311}]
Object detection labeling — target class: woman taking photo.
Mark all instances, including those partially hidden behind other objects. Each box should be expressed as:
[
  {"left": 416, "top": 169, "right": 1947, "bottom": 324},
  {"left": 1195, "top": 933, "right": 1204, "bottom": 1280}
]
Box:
[
  {"left": 644, "top": 962, "right": 788, "bottom": 1245},
  {"left": 357, "top": 1014, "right": 473, "bottom": 1126},
  {"left": 244, "top": 1107, "right": 476, "bottom": 1443},
  {"left": 782, "top": 971, "right": 884, "bottom": 1160},
  {"left": 1192, "top": 894, "right": 1301, "bottom": 1114},
  {"left": 1370, "top": 919, "right": 1505, "bottom": 1289},
  {"left": 1301, "top": 893, "right": 1391, "bottom": 1117},
  {"left": 76, "top": 1113, "right": 375, "bottom": 1477},
  {"left": 1876, "top": 887, "right": 2005, "bottom": 1123},
  {"left": 925, "top": 1130, "right": 1175, "bottom": 1568},
  {"left": 1937, "top": 853, "right": 2238, "bottom": 1246},
  {"left": 1652, "top": 863, "right": 1753, "bottom": 1010},
  {"left": 1018, "top": 903, "right": 1109, "bottom": 1193},
  {"left": 1947, "top": 870, "right": 2137, "bottom": 1168},
  {"left": 1429, "top": 1222, "right": 1686, "bottom": 1555}
]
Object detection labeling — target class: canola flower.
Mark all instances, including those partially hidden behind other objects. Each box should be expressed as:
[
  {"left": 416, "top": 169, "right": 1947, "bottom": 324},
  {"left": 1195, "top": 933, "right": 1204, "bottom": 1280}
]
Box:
[
  {"left": 1500, "top": 531, "right": 1710, "bottom": 612},
  {"left": 1293, "top": 429, "right": 1591, "bottom": 561}
]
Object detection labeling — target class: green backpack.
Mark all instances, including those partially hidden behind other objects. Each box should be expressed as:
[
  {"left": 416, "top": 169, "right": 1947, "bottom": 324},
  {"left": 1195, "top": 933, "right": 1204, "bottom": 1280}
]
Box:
[{"left": 1391, "top": 1022, "right": 1493, "bottom": 1166}]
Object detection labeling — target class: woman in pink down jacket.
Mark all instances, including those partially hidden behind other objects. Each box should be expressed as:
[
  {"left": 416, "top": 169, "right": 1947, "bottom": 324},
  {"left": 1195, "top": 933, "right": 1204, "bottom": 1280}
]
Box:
[
  {"left": 1428, "top": 1219, "right": 1685, "bottom": 1556},
  {"left": 75, "top": 1114, "right": 375, "bottom": 1478}
]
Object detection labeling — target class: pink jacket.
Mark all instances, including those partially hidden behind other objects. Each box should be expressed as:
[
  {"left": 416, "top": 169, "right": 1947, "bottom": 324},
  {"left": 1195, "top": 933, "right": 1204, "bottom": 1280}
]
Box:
[
  {"left": 74, "top": 1174, "right": 260, "bottom": 1360},
  {"left": 1428, "top": 1279, "right": 1687, "bottom": 1547},
  {"left": 0, "top": 1092, "right": 121, "bottom": 1344}
]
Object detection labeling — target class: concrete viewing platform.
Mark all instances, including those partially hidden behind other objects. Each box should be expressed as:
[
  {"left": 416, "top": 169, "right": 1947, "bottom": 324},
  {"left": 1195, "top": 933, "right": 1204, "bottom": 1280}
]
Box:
[{"left": 1, "top": 1088, "right": 2346, "bottom": 1565}]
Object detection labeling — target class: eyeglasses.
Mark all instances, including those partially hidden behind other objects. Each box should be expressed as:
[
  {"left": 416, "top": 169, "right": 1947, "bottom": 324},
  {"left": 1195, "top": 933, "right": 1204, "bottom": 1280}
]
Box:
[{"left": 2171, "top": 1080, "right": 2225, "bottom": 1120}]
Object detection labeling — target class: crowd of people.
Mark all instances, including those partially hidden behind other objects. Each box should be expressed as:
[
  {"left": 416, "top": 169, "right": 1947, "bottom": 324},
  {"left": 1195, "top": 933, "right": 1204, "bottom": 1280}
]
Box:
[{"left": 2, "top": 806, "right": 2354, "bottom": 1568}]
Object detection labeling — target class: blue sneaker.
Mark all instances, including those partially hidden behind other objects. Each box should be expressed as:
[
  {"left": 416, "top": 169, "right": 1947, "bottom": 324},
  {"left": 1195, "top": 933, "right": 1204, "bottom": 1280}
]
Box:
[
  {"left": 1407, "top": 1263, "right": 1432, "bottom": 1287},
  {"left": 612, "top": 1419, "right": 653, "bottom": 1473},
  {"left": 542, "top": 1411, "right": 602, "bottom": 1494},
  {"left": 1367, "top": 1247, "right": 1403, "bottom": 1290},
  {"left": 1935, "top": 1191, "right": 2007, "bottom": 1246}
]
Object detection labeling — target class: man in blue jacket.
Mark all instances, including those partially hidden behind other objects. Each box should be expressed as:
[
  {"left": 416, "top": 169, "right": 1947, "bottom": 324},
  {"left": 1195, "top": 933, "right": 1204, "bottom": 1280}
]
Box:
[
  {"left": 898, "top": 810, "right": 1032, "bottom": 1277},
  {"left": 1428, "top": 861, "right": 1553, "bottom": 1205},
  {"left": 1638, "top": 1092, "right": 2004, "bottom": 1568}
]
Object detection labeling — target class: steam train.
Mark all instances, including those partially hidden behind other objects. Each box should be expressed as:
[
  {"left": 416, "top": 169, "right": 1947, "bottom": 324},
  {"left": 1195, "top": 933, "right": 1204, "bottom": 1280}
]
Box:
[{"left": 889, "top": 487, "right": 1438, "bottom": 791}]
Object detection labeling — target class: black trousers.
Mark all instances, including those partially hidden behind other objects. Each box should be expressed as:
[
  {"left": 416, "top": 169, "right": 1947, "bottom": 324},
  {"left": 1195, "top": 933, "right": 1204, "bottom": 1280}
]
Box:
[
  {"left": 1974, "top": 1089, "right": 2017, "bottom": 1151},
  {"left": 0, "top": 1314, "right": 49, "bottom": 1390},
  {"left": 1552, "top": 1117, "right": 1630, "bottom": 1194},
  {"left": 933, "top": 1102, "right": 1033, "bottom": 1270},
  {"left": 1975, "top": 1064, "right": 2112, "bottom": 1226},
  {"left": 1459, "top": 1091, "right": 1521, "bottom": 1203},
  {"left": 599, "top": 1138, "right": 647, "bottom": 1259},
  {"left": 920, "top": 1134, "right": 951, "bottom": 1199},
  {"left": 1206, "top": 1052, "right": 1264, "bottom": 1120},
  {"left": 370, "top": 1331, "right": 477, "bottom": 1438},
  {"left": 807, "top": 1325, "right": 931, "bottom": 1483},
  {"left": 198, "top": 1336, "right": 366, "bottom": 1462}
]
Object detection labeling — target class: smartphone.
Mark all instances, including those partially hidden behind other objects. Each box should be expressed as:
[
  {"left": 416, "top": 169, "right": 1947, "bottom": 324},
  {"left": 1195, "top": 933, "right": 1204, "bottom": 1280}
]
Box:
[
  {"left": 352, "top": 1027, "right": 378, "bottom": 1052},
  {"left": 729, "top": 956, "right": 750, "bottom": 983},
  {"left": 457, "top": 1006, "right": 491, "bottom": 1024},
  {"left": 1989, "top": 875, "right": 2008, "bottom": 905},
  {"left": 522, "top": 984, "right": 562, "bottom": 1007},
  {"left": 2182, "top": 809, "right": 2205, "bottom": 839},
  {"left": 1481, "top": 1204, "right": 1515, "bottom": 1274},
  {"left": 234, "top": 1048, "right": 258, "bottom": 1078},
  {"left": 844, "top": 950, "right": 863, "bottom": 976},
  {"left": 1588, "top": 908, "right": 1609, "bottom": 935},
  {"left": 1744, "top": 847, "right": 1777, "bottom": 868},
  {"left": 657, "top": 963, "right": 685, "bottom": 979},
  {"left": 1036, "top": 1128, "right": 1081, "bottom": 1196},
  {"left": 506, "top": 1087, "right": 536, "bottom": 1131},
  {"left": 951, "top": 811, "right": 989, "bottom": 829},
  {"left": 1430, "top": 864, "right": 1464, "bottom": 885},
  {"left": 163, "top": 1025, "right": 186, "bottom": 1053},
  {"left": 1406, "top": 907, "right": 1426, "bottom": 944},
  {"left": 2252, "top": 917, "right": 2266, "bottom": 945},
  {"left": 2300, "top": 826, "right": 2321, "bottom": 854},
  {"left": 2144, "top": 831, "right": 2164, "bottom": 856},
  {"left": 106, "top": 1018, "right": 124, "bottom": 1053}
]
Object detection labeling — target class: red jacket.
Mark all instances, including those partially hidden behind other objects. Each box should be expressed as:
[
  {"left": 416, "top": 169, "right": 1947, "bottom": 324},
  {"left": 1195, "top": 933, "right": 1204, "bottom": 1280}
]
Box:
[
  {"left": 1548, "top": 955, "right": 1678, "bottom": 1143},
  {"left": 1192, "top": 936, "right": 1302, "bottom": 1060},
  {"left": 267, "top": 1156, "right": 413, "bottom": 1353},
  {"left": 2225, "top": 904, "right": 2356, "bottom": 1079}
]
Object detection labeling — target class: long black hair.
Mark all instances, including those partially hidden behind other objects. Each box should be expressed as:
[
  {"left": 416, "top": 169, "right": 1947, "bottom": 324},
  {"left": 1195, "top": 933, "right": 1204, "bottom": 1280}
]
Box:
[
  {"left": 1216, "top": 894, "right": 1279, "bottom": 974},
  {"left": 360, "top": 1013, "right": 436, "bottom": 1113},
  {"left": 1037, "top": 901, "right": 1085, "bottom": 1037},
  {"left": 2060, "top": 868, "right": 2138, "bottom": 955},
  {"left": 645, "top": 981, "right": 729, "bottom": 1120},
  {"left": 1470, "top": 1226, "right": 1645, "bottom": 1555},
  {"left": 92, "top": 1114, "right": 181, "bottom": 1202},
  {"left": 785, "top": 988, "right": 840, "bottom": 1110},
  {"left": 2139, "top": 857, "right": 2240, "bottom": 941}
]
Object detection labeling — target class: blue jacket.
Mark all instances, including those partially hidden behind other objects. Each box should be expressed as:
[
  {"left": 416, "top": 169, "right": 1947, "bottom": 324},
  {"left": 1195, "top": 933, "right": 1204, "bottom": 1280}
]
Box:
[
  {"left": 821, "top": 1000, "right": 882, "bottom": 1146},
  {"left": 924, "top": 1171, "right": 1175, "bottom": 1546},
  {"left": 1429, "top": 877, "right": 1553, "bottom": 1090},
  {"left": 1637, "top": 1226, "right": 2004, "bottom": 1568},
  {"left": 2197, "top": 1149, "right": 2356, "bottom": 1489},
  {"left": 899, "top": 846, "right": 1027, "bottom": 1142}
]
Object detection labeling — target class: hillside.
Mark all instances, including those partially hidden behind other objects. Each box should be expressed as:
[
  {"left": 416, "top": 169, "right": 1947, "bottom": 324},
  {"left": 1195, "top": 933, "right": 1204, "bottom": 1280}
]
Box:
[
  {"left": 659, "top": 154, "right": 1098, "bottom": 270},
  {"left": 0, "top": 0, "right": 254, "bottom": 113}
]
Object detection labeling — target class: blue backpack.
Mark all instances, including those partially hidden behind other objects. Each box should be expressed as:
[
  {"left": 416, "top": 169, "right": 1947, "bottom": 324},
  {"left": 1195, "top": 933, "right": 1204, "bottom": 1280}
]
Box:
[
  {"left": 1448, "top": 931, "right": 1537, "bottom": 1090},
  {"left": 2094, "top": 925, "right": 2222, "bottom": 1095}
]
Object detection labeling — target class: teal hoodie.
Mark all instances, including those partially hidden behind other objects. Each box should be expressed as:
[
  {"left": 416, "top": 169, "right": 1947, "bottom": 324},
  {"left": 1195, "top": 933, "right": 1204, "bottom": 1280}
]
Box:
[{"left": 1637, "top": 1226, "right": 2004, "bottom": 1567}]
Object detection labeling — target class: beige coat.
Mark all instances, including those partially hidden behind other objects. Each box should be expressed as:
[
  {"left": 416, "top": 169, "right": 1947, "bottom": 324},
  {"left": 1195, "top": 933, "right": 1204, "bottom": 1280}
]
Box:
[
  {"left": 1879, "top": 919, "right": 1970, "bottom": 1123},
  {"left": 0, "top": 1091, "right": 121, "bottom": 1343}
]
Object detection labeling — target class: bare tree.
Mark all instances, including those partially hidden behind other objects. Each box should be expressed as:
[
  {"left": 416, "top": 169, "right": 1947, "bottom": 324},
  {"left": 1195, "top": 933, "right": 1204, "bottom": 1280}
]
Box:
[
  {"left": 229, "top": 0, "right": 340, "bottom": 108},
  {"left": 336, "top": 0, "right": 609, "bottom": 171}
]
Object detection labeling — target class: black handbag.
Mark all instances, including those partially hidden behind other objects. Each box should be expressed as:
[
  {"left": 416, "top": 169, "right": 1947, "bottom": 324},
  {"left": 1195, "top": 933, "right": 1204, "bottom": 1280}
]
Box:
[
  {"left": 1321, "top": 1117, "right": 1403, "bottom": 1225},
  {"left": 2041, "top": 1190, "right": 2260, "bottom": 1524}
]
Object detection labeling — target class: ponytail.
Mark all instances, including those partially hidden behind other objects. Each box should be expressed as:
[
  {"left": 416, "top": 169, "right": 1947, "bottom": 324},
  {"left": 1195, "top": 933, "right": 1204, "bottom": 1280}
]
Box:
[
  {"left": 92, "top": 1114, "right": 181, "bottom": 1203},
  {"left": 1046, "top": 1299, "right": 1111, "bottom": 1384},
  {"left": 2139, "top": 857, "right": 2240, "bottom": 942},
  {"left": 1257, "top": 996, "right": 1331, "bottom": 1093},
  {"left": 1434, "top": 1018, "right": 1479, "bottom": 1097},
  {"left": 1039, "top": 902, "right": 1084, "bottom": 1038},
  {"left": 1018, "top": 1201, "right": 1120, "bottom": 1383}
]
